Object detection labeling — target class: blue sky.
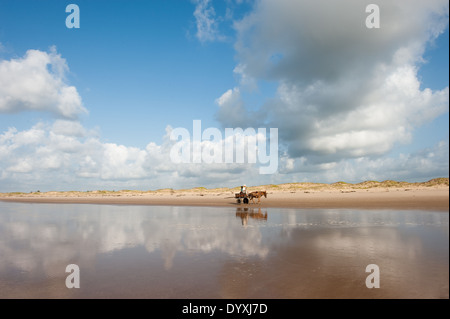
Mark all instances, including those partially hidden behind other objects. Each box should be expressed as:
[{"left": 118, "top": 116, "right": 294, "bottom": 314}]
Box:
[
  {"left": 0, "top": 0, "right": 448, "bottom": 192},
  {"left": 0, "top": 0, "right": 238, "bottom": 145}
]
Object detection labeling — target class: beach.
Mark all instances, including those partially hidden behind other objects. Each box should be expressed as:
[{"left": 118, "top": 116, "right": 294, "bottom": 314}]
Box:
[
  {"left": 1, "top": 179, "right": 448, "bottom": 299},
  {"left": 1, "top": 179, "right": 448, "bottom": 211}
]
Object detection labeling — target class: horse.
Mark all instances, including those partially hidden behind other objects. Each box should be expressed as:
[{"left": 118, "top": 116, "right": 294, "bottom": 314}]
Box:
[{"left": 248, "top": 191, "right": 267, "bottom": 204}]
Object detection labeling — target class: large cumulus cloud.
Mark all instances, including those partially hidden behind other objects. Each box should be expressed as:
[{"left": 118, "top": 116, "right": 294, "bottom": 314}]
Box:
[{"left": 218, "top": 0, "right": 449, "bottom": 165}]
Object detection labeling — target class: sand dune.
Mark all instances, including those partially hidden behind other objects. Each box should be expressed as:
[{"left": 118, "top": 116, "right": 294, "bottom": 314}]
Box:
[{"left": 1, "top": 178, "right": 448, "bottom": 211}]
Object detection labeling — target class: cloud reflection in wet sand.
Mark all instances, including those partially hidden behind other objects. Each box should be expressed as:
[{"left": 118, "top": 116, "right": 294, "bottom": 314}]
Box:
[{"left": 0, "top": 203, "right": 447, "bottom": 298}]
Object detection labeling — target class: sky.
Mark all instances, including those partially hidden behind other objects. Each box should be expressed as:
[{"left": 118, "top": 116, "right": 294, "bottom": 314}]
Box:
[{"left": 0, "top": 0, "right": 448, "bottom": 192}]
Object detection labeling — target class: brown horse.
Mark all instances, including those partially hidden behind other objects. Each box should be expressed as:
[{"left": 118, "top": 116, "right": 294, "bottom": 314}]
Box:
[{"left": 248, "top": 191, "right": 267, "bottom": 204}]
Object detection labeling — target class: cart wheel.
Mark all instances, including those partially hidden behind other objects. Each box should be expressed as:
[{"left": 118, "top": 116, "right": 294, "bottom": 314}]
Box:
[
  {"left": 237, "top": 199, "right": 241, "bottom": 203},
  {"left": 243, "top": 198, "right": 249, "bottom": 204}
]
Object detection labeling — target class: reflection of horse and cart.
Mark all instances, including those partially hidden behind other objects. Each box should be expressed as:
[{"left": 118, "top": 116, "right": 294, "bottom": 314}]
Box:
[
  {"left": 236, "top": 207, "right": 268, "bottom": 226},
  {"left": 235, "top": 185, "right": 267, "bottom": 204}
]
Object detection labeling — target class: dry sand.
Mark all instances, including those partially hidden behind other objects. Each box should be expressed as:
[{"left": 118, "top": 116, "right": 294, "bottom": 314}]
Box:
[{"left": 1, "top": 178, "right": 448, "bottom": 211}]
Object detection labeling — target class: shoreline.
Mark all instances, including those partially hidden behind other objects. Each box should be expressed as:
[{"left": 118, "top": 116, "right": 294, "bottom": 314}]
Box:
[{"left": 1, "top": 187, "right": 448, "bottom": 211}]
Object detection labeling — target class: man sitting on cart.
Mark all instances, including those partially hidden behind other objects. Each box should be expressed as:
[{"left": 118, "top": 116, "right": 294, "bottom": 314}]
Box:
[{"left": 240, "top": 185, "right": 247, "bottom": 195}]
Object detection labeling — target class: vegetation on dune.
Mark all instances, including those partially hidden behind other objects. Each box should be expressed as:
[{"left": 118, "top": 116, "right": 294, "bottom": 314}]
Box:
[
  {"left": 332, "top": 181, "right": 350, "bottom": 187},
  {"left": 423, "top": 178, "right": 449, "bottom": 186},
  {"left": 155, "top": 188, "right": 173, "bottom": 192},
  {"left": 94, "top": 190, "right": 112, "bottom": 194},
  {"left": 379, "top": 180, "right": 409, "bottom": 187},
  {"left": 0, "top": 178, "right": 447, "bottom": 196}
]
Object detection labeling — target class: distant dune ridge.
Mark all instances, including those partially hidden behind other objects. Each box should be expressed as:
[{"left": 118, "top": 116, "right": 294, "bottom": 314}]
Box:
[
  {"left": 1, "top": 177, "right": 448, "bottom": 196},
  {"left": 1, "top": 178, "right": 448, "bottom": 211}
]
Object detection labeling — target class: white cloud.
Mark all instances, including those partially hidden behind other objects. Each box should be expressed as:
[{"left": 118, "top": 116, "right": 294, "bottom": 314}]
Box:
[
  {"left": 218, "top": 0, "right": 449, "bottom": 165},
  {"left": 1, "top": 116, "right": 447, "bottom": 192},
  {"left": 51, "top": 120, "right": 86, "bottom": 137},
  {"left": 233, "top": 0, "right": 448, "bottom": 83},
  {"left": 0, "top": 120, "right": 271, "bottom": 191},
  {"left": 233, "top": 63, "right": 257, "bottom": 89},
  {"left": 215, "top": 87, "right": 249, "bottom": 127},
  {"left": 277, "top": 139, "right": 449, "bottom": 183},
  {"left": 271, "top": 65, "right": 448, "bottom": 160},
  {"left": 192, "top": 0, "right": 225, "bottom": 42},
  {"left": 8, "top": 160, "right": 33, "bottom": 174},
  {"left": 0, "top": 47, "right": 87, "bottom": 119}
]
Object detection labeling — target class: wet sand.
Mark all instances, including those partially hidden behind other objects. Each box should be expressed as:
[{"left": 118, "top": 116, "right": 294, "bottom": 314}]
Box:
[
  {"left": 0, "top": 204, "right": 448, "bottom": 299},
  {"left": 1, "top": 182, "right": 448, "bottom": 211},
  {"left": 1, "top": 180, "right": 448, "bottom": 299}
]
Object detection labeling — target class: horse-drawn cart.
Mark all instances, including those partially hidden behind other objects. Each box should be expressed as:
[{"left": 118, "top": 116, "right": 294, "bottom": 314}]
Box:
[
  {"left": 235, "top": 190, "right": 267, "bottom": 204},
  {"left": 235, "top": 192, "right": 249, "bottom": 204}
]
